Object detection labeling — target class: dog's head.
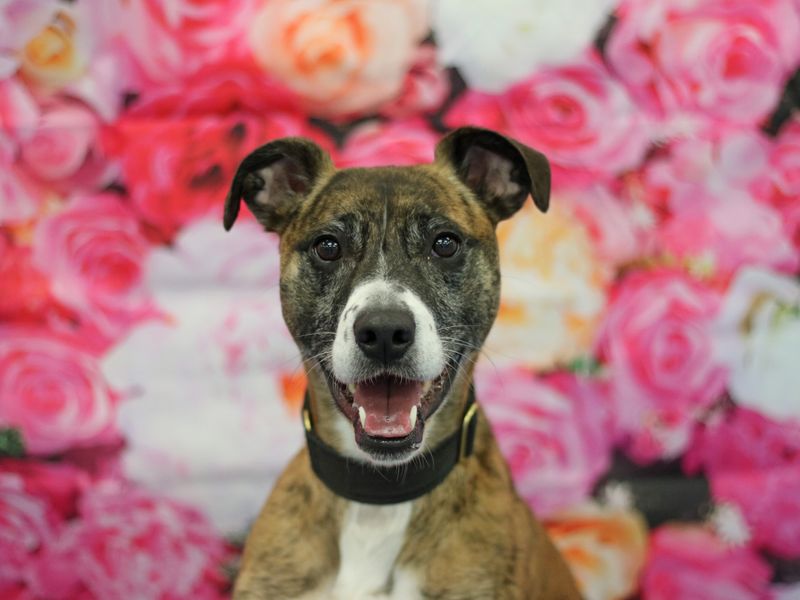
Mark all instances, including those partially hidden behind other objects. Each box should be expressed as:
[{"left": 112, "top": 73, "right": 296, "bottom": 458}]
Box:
[{"left": 224, "top": 127, "right": 549, "bottom": 465}]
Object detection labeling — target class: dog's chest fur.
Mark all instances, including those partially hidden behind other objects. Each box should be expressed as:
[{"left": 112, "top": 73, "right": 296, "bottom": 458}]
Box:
[{"left": 301, "top": 502, "right": 421, "bottom": 600}]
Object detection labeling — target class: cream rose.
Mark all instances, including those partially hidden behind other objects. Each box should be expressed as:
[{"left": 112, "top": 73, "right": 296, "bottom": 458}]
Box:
[{"left": 714, "top": 267, "right": 800, "bottom": 421}]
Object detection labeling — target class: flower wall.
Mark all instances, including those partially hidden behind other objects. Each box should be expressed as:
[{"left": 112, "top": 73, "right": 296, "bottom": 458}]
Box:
[{"left": 1, "top": 0, "right": 799, "bottom": 598}]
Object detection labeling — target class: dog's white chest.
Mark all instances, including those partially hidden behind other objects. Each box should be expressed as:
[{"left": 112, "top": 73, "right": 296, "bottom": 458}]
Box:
[{"left": 329, "top": 501, "right": 421, "bottom": 600}]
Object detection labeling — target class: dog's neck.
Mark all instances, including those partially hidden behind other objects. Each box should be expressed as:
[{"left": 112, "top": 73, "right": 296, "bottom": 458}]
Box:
[{"left": 301, "top": 388, "right": 479, "bottom": 505}]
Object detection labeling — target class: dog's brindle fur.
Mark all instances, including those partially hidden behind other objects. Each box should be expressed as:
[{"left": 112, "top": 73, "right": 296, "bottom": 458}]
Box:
[{"left": 224, "top": 128, "right": 583, "bottom": 599}]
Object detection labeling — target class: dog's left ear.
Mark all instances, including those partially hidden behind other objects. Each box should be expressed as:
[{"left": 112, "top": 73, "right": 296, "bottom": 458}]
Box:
[
  {"left": 435, "top": 127, "right": 550, "bottom": 222},
  {"left": 224, "top": 137, "right": 333, "bottom": 233}
]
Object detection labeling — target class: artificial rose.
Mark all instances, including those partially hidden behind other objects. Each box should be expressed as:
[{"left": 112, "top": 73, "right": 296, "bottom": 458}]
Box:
[
  {"left": 18, "top": 98, "right": 112, "bottom": 191},
  {"left": 714, "top": 267, "right": 800, "bottom": 421},
  {"left": 561, "top": 183, "right": 655, "bottom": 270},
  {"left": 0, "top": 328, "right": 119, "bottom": 455},
  {"left": 248, "top": 0, "right": 429, "bottom": 116},
  {"left": 107, "top": 112, "right": 265, "bottom": 241},
  {"left": 597, "top": 268, "right": 727, "bottom": 463},
  {"left": 657, "top": 194, "right": 797, "bottom": 281},
  {"left": 103, "top": 217, "right": 303, "bottom": 534},
  {"left": 0, "top": 78, "right": 39, "bottom": 147},
  {"left": 18, "top": 5, "right": 92, "bottom": 88},
  {"left": 445, "top": 53, "right": 650, "bottom": 187},
  {"left": 131, "top": 61, "right": 301, "bottom": 119},
  {"left": 485, "top": 200, "right": 607, "bottom": 369},
  {"left": 544, "top": 503, "right": 648, "bottom": 600},
  {"left": 0, "top": 0, "right": 59, "bottom": 78},
  {"left": 0, "top": 144, "right": 47, "bottom": 226},
  {"left": 336, "top": 119, "right": 438, "bottom": 168},
  {"left": 0, "top": 239, "right": 52, "bottom": 322},
  {"left": 685, "top": 407, "right": 800, "bottom": 558},
  {"left": 432, "top": 0, "right": 618, "bottom": 92},
  {"left": 607, "top": 0, "right": 800, "bottom": 133},
  {"left": 120, "top": 0, "right": 259, "bottom": 84},
  {"left": 27, "top": 482, "right": 231, "bottom": 600},
  {"left": 753, "top": 117, "right": 800, "bottom": 250},
  {"left": 380, "top": 44, "right": 450, "bottom": 119},
  {"left": 0, "top": 471, "right": 59, "bottom": 584},
  {"left": 476, "top": 368, "right": 613, "bottom": 516},
  {"left": 641, "top": 525, "right": 773, "bottom": 600},
  {"left": 636, "top": 130, "right": 771, "bottom": 216},
  {"left": 32, "top": 194, "right": 156, "bottom": 341}
]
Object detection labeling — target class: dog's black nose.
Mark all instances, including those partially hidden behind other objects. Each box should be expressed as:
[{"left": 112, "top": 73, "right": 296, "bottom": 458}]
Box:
[{"left": 354, "top": 308, "right": 416, "bottom": 363}]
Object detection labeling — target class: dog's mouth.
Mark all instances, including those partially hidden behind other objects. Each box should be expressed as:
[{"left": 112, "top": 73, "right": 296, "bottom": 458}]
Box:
[{"left": 328, "top": 371, "right": 448, "bottom": 455}]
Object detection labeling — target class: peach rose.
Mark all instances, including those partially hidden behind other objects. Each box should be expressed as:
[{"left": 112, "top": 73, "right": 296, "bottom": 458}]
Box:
[
  {"left": 248, "top": 0, "right": 429, "bottom": 116},
  {"left": 544, "top": 503, "right": 648, "bottom": 600},
  {"left": 0, "top": 328, "right": 119, "bottom": 455},
  {"left": 0, "top": 0, "right": 59, "bottom": 78},
  {"left": 484, "top": 200, "right": 608, "bottom": 370}
]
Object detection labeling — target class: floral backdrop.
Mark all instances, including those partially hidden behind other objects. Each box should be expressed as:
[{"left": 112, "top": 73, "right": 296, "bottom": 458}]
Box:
[{"left": 1, "top": 0, "right": 799, "bottom": 598}]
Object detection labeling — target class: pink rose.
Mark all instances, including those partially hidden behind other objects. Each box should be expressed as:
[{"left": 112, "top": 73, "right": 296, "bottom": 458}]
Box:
[
  {"left": 247, "top": 0, "right": 429, "bottom": 117},
  {"left": 597, "top": 268, "right": 727, "bottom": 463},
  {"left": 445, "top": 52, "right": 651, "bottom": 187},
  {"left": 380, "top": 44, "right": 451, "bottom": 119},
  {"left": 561, "top": 183, "right": 654, "bottom": 268},
  {"left": 106, "top": 112, "right": 264, "bottom": 242},
  {"left": 685, "top": 408, "right": 800, "bottom": 558},
  {"left": 0, "top": 472, "right": 59, "bottom": 584},
  {"left": 18, "top": 98, "right": 111, "bottom": 192},
  {"left": 337, "top": 118, "right": 438, "bottom": 168},
  {"left": 752, "top": 117, "right": 800, "bottom": 251},
  {"left": 0, "top": 328, "right": 119, "bottom": 455},
  {"left": 641, "top": 525, "right": 773, "bottom": 600},
  {"left": 0, "top": 239, "right": 52, "bottom": 322},
  {"left": 607, "top": 0, "right": 800, "bottom": 133},
  {"left": 28, "top": 483, "right": 231, "bottom": 600},
  {"left": 33, "top": 194, "right": 156, "bottom": 341},
  {"left": 0, "top": 79, "right": 39, "bottom": 146},
  {"left": 0, "top": 146, "right": 46, "bottom": 226},
  {"left": 120, "top": 0, "right": 259, "bottom": 84},
  {"left": 658, "top": 194, "right": 798, "bottom": 281},
  {"left": 476, "top": 367, "right": 613, "bottom": 516},
  {"left": 0, "top": 460, "right": 88, "bottom": 586}
]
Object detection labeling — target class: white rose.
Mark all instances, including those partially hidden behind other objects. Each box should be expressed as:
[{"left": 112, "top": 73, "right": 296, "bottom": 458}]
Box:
[
  {"left": 714, "top": 267, "right": 800, "bottom": 421},
  {"left": 103, "top": 217, "right": 303, "bottom": 535},
  {"left": 432, "top": 0, "right": 618, "bottom": 92}
]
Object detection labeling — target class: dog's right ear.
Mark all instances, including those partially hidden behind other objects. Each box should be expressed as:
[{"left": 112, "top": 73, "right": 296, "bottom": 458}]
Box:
[{"left": 224, "top": 137, "right": 333, "bottom": 233}]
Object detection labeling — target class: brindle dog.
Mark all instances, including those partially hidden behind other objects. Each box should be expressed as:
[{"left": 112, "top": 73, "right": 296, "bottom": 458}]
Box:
[{"left": 223, "top": 127, "right": 582, "bottom": 599}]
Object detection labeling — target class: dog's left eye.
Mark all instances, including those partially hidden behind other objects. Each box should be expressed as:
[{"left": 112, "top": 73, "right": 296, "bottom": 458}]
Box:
[
  {"left": 313, "top": 236, "right": 341, "bottom": 261},
  {"left": 431, "top": 232, "right": 461, "bottom": 258}
]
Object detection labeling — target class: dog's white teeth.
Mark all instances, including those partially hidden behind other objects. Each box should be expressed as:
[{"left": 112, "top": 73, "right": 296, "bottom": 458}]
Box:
[
  {"left": 409, "top": 405, "right": 418, "bottom": 428},
  {"left": 422, "top": 381, "right": 432, "bottom": 395},
  {"left": 358, "top": 406, "right": 366, "bottom": 428},
  {"left": 348, "top": 384, "right": 356, "bottom": 395}
]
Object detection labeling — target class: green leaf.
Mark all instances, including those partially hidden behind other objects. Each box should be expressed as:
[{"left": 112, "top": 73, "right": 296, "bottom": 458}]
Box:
[{"left": 0, "top": 428, "right": 25, "bottom": 458}]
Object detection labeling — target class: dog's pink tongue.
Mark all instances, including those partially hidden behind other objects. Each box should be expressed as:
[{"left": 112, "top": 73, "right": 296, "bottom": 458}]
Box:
[{"left": 354, "top": 378, "right": 421, "bottom": 438}]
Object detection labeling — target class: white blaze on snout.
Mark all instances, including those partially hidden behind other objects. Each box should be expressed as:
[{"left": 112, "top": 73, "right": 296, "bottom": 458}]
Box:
[{"left": 331, "top": 280, "right": 444, "bottom": 383}]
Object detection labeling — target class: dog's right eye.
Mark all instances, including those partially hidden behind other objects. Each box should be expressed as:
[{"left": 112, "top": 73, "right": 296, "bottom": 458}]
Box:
[{"left": 312, "top": 236, "right": 341, "bottom": 261}]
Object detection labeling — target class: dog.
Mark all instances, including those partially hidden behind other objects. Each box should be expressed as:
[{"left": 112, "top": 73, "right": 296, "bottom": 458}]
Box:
[{"left": 223, "top": 127, "right": 583, "bottom": 599}]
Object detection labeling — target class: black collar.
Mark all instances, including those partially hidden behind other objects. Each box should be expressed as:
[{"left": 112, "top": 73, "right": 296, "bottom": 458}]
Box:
[{"left": 302, "top": 389, "right": 479, "bottom": 505}]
